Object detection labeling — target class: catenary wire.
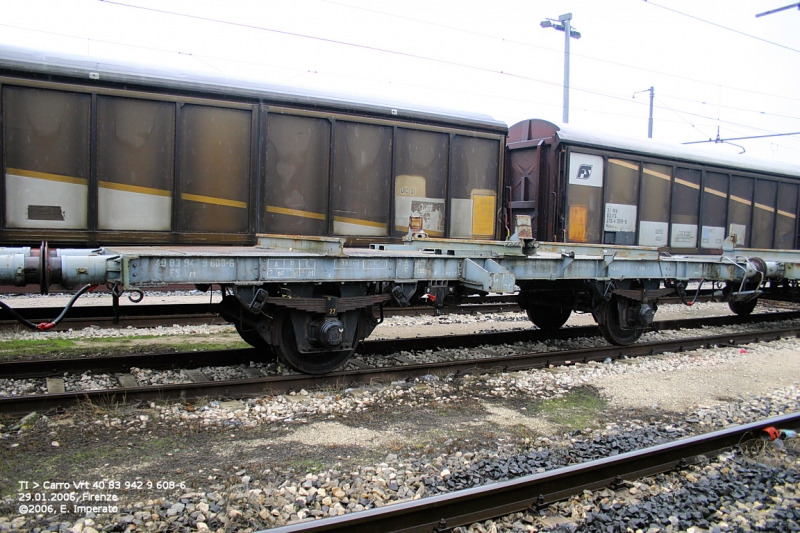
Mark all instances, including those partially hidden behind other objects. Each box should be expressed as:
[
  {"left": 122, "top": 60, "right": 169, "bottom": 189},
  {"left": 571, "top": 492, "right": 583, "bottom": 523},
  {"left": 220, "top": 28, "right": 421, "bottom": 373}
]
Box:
[
  {"left": 643, "top": 0, "right": 800, "bottom": 53},
  {"left": 3, "top": 6, "right": 798, "bottom": 154},
  {"left": 0, "top": 19, "right": 675, "bottom": 115},
  {"left": 320, "top": 0, "right": 800, "bottom": 104},
  {"left": 96, "top": 0, "right": 800, "bottom": 114},
  {"left": 656, "top": 99, "right": 800, "bottom": 156}
]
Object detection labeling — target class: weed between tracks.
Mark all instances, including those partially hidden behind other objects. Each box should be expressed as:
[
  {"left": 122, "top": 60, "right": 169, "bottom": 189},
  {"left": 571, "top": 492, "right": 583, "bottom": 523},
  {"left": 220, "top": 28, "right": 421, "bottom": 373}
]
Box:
[
  {"left": 0, "top": 332, "right": 248, "bottom": 361},
  {"left": 527, "top": 387, "right": 608, "bottom": 432},
  {"left": 0, "top": 386, "right": 612, "bottom": 502}
]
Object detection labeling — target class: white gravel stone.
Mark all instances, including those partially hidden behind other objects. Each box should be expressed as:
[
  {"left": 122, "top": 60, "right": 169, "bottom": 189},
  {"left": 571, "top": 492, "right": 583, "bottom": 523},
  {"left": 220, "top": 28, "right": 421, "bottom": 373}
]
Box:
[{"left": 1, "top": 300, "right": 799, "bottom": 532}]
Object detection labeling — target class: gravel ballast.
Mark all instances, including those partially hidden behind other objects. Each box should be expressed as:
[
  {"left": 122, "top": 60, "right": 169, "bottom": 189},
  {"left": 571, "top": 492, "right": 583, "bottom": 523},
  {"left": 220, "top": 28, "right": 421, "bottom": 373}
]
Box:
[{"left": 0, "top": 302, "right": 798, "bottom": 532}]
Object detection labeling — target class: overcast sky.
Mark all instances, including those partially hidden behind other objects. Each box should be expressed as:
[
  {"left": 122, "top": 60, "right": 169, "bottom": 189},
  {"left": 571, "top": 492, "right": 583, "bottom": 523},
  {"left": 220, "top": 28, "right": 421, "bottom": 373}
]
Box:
[{"left": 1, "top": 0, "right": 799, "bottom": 166}]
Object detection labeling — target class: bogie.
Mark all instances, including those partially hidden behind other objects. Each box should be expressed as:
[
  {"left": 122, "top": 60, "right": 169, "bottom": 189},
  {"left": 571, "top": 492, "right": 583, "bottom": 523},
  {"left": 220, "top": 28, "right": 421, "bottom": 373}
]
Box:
[
  {"left": 271, "top": 309, "right": 359, "bottom": 375},
  {"left": 594, "top": 296, "right": 654, "bottom": 346},
  {"left": 220, "top": 283, "right": 384, "bottom": 374}
]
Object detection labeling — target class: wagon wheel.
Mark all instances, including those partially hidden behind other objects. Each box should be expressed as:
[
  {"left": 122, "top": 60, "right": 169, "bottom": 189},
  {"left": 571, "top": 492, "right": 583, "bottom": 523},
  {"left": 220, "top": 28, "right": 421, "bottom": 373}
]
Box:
[
  {"left": 597, "top": 297, "right": 643, "bottom": 346},
  {"left": 234, "top": 322, "right": 277, "bottom": 361},
  {"left": 525, "top": 305, "right": 572, "bottom": 331},
  {"left": 272, "top": 309, "right": 357, "bottom": 375},
  {"left": 728, "top": 298, "right": 758, "bottom": 316}
]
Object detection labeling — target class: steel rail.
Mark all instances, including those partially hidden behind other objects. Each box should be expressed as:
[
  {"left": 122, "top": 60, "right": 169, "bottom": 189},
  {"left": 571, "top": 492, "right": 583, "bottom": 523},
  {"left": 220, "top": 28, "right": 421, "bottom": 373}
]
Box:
[
  {"left": 6, "top": 291, "right": 788, "bottom": 331},
  {"left": 1, "top": 324, "right": 799, "bottom": 415},
  {"left": 259, "top": 412, "right": 800, "bottom": 533},
  {"left": 364, "top": 309, "right": 800, "bottom": 354},
  {"left": 0, "top": 300, "right": 520, "bottom": 331},
  {"left": 0, "top": 348, "right": 260, "bottom": 379},
  {"left": 2, "top": 310, "right": 798, "bottom": 379},
  {"left": 0, "top": 302, "right": 225, "bottom": 330}
]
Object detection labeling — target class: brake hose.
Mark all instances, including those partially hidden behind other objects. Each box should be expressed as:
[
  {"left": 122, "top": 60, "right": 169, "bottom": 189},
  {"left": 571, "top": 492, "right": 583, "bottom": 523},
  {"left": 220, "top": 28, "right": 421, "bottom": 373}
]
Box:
[{"left": 0, "top": 284, "right": 97, "bottom": 331}]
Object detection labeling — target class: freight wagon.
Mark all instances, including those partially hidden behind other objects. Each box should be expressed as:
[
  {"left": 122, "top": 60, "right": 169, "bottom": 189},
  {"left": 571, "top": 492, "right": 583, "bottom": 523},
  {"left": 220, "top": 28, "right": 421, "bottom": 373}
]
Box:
[
  {"left": 506, "top": 119, "right": 800, "bottom": 251},
  {"left": 0, "top": 46, "right": 506, "bottom": 247}
]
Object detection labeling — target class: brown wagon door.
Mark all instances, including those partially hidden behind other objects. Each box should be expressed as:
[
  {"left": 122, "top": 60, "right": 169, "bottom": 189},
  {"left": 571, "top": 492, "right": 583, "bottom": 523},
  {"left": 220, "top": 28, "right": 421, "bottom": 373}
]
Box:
[{"left": 507, "top": 145, "right": 540, "bottom": 239}]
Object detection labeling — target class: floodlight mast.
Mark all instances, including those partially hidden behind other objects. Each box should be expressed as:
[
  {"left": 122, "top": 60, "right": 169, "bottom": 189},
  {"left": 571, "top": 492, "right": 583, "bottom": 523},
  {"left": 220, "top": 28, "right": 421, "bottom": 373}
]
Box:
[{"left": 540, "top": 13, "right": 581, "bottom": 123}]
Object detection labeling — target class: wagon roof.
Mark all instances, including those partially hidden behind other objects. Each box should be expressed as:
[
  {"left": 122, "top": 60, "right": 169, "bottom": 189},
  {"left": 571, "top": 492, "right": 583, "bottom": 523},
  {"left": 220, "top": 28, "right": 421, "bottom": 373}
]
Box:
[
  {"left": 0, "top": 45, "right": 507, "bottom": 134},
  {"left": 556, "top": 123, "right": 800, "bottom": 179}
]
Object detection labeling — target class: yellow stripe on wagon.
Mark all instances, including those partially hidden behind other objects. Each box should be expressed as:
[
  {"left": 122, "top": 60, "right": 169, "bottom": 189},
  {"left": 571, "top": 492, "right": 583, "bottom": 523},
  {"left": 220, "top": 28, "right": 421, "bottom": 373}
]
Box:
[
  {"left": 609, "top": 159, "right": 639, "bottom": 171},
  {"left": 704, "top": 187, "right": 727, "bottom": 199},
  {"left": 674, "top": 177, "right": 700, "bottom": 190},
  {"left": 643, "top": 167, "right": 671, "bottom": 181},
  {"left": 730, "top": 195, "right": 752, "bottom": 206},
  {"left": 778, "top": 210, "right": 797, "bottom": 219},
  {"left": 99, "top": 181, "right": 172, "bottom": 197},
  {"left": 333, "top": 216, "right": 388, "bottom": 230},
  {"left": 181, "top": 193, "right": 247, "bottom": 209},
  {"left": 7, "top": 168, "right": 87, "bottom": 186},
  {"left": 266, "top": 205, "right": 326, "bottom": 221}
]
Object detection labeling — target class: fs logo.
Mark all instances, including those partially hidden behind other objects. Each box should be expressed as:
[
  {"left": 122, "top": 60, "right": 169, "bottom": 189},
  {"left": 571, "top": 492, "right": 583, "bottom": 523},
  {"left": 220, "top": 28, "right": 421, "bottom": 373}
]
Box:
[{"left": 575, "top": 164, "right": 593, "bottom": 181}]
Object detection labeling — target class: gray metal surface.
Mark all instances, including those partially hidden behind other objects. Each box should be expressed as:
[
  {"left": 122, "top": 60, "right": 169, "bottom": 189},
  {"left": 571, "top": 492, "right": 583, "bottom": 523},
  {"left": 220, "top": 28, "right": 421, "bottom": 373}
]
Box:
[
  {"left": 0, "top": 236, "right": 800, "bottom": 293},
  {"left": 98, "top": 239, "right": 788, "bottom": 289},
  {"left": 1, "top": 237, "right": 798, "bottom": 291}
]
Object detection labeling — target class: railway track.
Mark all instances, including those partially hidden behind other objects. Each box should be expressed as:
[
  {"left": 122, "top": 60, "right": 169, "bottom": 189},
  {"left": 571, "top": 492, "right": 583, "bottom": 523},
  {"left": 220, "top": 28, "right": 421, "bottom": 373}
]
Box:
[
  {"left": 261, "top": 412, "right": 800, "bottom": 533},
  {"left": 3, "top": 291, "right": 784, "bottom": 331},
  {"left": 3, "top": 309, "right": 799, "bottom": 375},
  {"left": 1, "top": 311, "right": 799, "bottom": 415},
  {"left": 0, "top": 296, "right": 521, "bottom": 331}
]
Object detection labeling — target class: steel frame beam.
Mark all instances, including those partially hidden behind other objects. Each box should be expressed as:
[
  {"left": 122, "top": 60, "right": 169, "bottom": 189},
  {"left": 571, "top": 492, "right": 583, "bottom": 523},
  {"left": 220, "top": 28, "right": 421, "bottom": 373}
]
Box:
[{"left": 0, "top": 236, "right": 798, "bottom": 292}]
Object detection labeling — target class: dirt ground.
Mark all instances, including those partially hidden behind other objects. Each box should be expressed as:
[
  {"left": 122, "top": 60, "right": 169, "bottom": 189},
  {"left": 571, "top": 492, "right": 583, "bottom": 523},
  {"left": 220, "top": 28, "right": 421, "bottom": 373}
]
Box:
[{"left": 0, "top": 301, "right": 798, "bottom": 528}]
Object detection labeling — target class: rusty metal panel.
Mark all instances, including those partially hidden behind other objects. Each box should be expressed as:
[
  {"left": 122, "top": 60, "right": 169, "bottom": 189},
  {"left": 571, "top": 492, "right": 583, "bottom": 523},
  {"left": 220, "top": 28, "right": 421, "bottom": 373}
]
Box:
[
  {"left": 670, "top": 167, "right": 701, "bottom": 248},
  {"left": 729, "top": 175, "right": 754, "bottom": 247},
  {"left": 752, "top": 179, "right": 778, "bottom": 249},
  {"left": 3, "top": 86, "right": 91, "bottom": 230},
  {"left": 700, "top": 171, "right": 728, "bottom": 249},
  {"left": 541, "top": 143, "right": 558, "bottom": 241},
  {"left": 606, "top": 159, "right": 639, "bottom": 206},
  {"left": 639, "top": 163, "right": 672, "bottom": 247},
  {"left": 565, "top": 152, "right": 603, "bottom": 244},
  {"left": 450, "top": 136, "right": 499, "bottom": 238},
  {"left": 332, "top": 121, "right": 391, "bottom": 236},
  {"left": 3, "top": 86, "right": 90, "bottom": 179},
  {"left": 96, "top": 96, "right": 175, "bottom": 231},
  {"left": 507, "top": 146, "right": 539, "bottom": 239},
  {"left": 178, "top": 105, "right": 251, "bottom": 233},
  {"left": 507, "top": 147, "right": 539, "bottom": 206},
  {"left": 776, "top": 181, "right": 798, "bottom": 249},
  {"left": 393, "top": 128, "right": 448, "bottom": 237},
  {"left": 264, "top": 114, "right": 330, "bottom": 235},
  {"left": 507, "top": 119, "right": 560, "bottom": 144},
  {"left": 604, "top": 158, "right": 639, "bottom": 245}
]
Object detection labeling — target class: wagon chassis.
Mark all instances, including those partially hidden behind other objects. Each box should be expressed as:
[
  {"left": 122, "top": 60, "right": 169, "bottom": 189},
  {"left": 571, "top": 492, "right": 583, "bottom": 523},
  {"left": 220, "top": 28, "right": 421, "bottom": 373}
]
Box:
[{"left": 0, "top": 234, "right": 797, "bottom": 374}]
